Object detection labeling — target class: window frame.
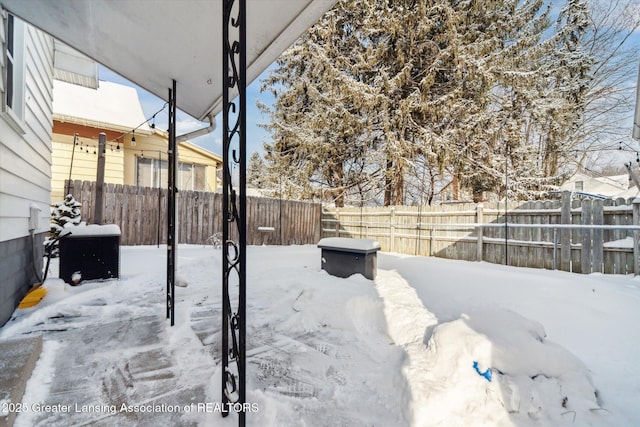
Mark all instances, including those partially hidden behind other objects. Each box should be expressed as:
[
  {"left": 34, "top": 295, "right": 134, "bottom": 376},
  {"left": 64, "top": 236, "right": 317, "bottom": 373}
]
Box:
[
  {"left": 3, "top": 11, "right": 27, "bottom": 132},
  {"left": 136, "top": 156, "right": 207, "bottom": 191}
]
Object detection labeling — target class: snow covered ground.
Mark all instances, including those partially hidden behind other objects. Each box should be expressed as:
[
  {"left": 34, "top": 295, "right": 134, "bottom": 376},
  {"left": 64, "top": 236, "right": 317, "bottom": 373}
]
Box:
[{"left": 1, "top": 244, "right": 639, "bottom": 426}]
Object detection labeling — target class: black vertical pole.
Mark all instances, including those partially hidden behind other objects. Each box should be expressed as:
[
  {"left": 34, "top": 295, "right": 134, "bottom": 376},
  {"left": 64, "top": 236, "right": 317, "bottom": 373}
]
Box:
[
  {"left": 222, "top": 0, "right": 246, "bottom": 424},
  {"left": 238, "top": 0, "right": 247, "bottom": 416},
  {"left": 94, "top": 133, "right": 106, "bottom": 224},
  {"left": 66, "top": 133, "right": 78, "bottom": 196},
  {"left": 158, "top": 151, "right": 161, "bottom": 248},
  {"left": 279, "top": 174, "right": 283, "bottom": 245},
  {"left": 221, "top": 1, "right": 230, "bottom": 415},
  {"left": 167, "top": 81, "right": 177, "bottom": 326},
  {"left": 238, "top": 0, "right": 247, "bottom": 415},
  {"left": 504, "top": 145, "right": 508, "bottom": 266}
]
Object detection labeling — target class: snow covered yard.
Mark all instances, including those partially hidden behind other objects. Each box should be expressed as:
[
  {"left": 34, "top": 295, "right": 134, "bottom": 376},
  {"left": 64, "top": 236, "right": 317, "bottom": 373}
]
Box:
[{"left": 1, "top": 244, "right": 639, "bottom": 426}]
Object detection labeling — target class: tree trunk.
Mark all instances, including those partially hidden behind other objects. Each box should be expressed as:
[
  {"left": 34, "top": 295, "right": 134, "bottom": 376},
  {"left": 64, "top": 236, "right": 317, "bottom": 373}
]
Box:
[
  {"left": 333, "top": 162, "right": 345, "bottom": 207},
  {"left": 393, "top": 169, "right": 404, "bottom": 205},
  {"left": 473, "top": 188, "right": 483, "bottom": 203},
  {"left": 384, "top": 158, "right": 393, "bottom": 206},
  {"left": 452, "top": 175, "right": 459, "bottom": 200},
  {"left": 427, "top": 173, "right": 435, "bottom": 205}
]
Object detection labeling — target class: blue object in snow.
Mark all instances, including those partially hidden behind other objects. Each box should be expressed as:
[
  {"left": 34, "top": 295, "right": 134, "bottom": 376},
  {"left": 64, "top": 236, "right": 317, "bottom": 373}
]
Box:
[{"left": 473, "top": 361, "right": 492, "bottom": 382}]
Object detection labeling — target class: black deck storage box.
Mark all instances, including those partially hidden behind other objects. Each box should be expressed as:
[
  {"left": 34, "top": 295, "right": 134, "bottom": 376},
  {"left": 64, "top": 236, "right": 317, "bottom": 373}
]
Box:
[
  {"left": 58, "top": 224, "right": 121, "bottom": 285},
  {"left": 317, "top": 237, "right": 381, "bottom": 280}
]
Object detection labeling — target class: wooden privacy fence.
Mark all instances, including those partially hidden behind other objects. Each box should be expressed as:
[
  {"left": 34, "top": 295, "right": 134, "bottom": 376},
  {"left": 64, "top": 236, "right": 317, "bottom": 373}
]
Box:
[
  {"left": 322, "top": 193, "right": 640, "bottom": 275},
  {"left": 65, "top": 180, "right": 322, "bottom": 246}
]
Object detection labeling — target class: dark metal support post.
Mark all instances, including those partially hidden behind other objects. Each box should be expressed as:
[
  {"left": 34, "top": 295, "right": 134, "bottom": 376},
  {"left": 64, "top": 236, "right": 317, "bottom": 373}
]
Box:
[
  {"left": 167, "top": 81, "right": 177, "bottom": 326},
  {"left": 222, "top": 0, "right": 246, "bottom": 424},
  {"left": 66, "top": 133, "right": 78, "bottom": 196},
  {"left": 94, "top": 133, "right": 106, "bottom": 224},
  {"left": 158, "top": 150, "right": 162, "bottom": 248},
  {"left": 504, "top": 145, "right": 509, "bottom": 266}
]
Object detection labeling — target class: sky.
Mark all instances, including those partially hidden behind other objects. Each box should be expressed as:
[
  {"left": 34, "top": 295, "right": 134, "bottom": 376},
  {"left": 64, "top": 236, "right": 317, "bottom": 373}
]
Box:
[{"left": 2, "top": 243, "right": 640, "bottom": 426}]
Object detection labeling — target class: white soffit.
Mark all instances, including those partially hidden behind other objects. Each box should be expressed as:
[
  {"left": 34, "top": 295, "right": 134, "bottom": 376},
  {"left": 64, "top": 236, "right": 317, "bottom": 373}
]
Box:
[{"left": 1, "top": 0, "right": 335, "bottom": 121}]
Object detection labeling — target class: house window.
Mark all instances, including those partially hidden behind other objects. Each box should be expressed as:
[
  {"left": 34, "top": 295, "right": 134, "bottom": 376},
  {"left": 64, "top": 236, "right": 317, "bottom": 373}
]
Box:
[
  {"left": 575, "top": 181, "right": 584, "bottom": 191},
  {"left": 137, "top": 157, "right": 167, "bottom": 189},
  {"left": 136, "top": 157, "right": 206, "bottom": 191},
  {"left": 178, "top": 162, "right": 206, "bottom": 191},
  {"left": 4, "top": 13, "right": 25, "bottom": 120}
]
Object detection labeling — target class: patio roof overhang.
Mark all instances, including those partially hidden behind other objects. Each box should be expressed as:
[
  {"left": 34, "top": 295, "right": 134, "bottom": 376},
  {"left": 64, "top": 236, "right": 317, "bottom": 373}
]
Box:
[
  {"left": 0, "top": 0, "right": 335, "bottom": 121},
  {"left": 1, "top": 2, "right": 337, "bottom": 418}
]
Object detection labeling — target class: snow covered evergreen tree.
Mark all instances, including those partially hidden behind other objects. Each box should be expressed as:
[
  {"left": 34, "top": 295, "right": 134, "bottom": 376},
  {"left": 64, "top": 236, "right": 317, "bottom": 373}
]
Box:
[
  {"left": 260, "top": 0, "right": 626, "bottom": 204},
  {"left": 399, "top": 0, "right": 557, "bottom": 202},
  {"left": 45, "top": 194, "right": 81, "bottom": 257},
  {"left": 259, "top": 0, "right": 380, "bottom": 206},
  {"left": 248, "top": 151, "right": 267, "bottom": 189}
]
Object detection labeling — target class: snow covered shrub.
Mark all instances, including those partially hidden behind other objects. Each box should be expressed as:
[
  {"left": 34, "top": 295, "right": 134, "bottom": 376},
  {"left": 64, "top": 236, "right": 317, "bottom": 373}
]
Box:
[{"left": 44, "top": 194, "right": 82, "bottom": 257}]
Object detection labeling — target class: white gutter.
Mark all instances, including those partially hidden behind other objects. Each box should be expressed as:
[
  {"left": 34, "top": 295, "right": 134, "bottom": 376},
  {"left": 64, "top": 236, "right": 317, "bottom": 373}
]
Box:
[{"left": 176, "top": 115, "right": 216, "bottom": 143}]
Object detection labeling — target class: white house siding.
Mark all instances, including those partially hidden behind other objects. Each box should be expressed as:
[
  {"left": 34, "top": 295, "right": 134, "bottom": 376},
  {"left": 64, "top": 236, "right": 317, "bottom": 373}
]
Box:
[{"left": 0, "top": 15, "right": 53, "bottom": 326}]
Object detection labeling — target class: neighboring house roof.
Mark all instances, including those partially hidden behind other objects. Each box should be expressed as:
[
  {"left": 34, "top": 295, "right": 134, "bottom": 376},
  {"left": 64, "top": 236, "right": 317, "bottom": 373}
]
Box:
[
  {"left": 53, "top": 79, "right": 222, "bottom": 163},
  {"left": 559, "top": 172, "right": 636, "bottom": 199},
  {"left": 591, "top": 174, "right": 629, "bottom": 190},
  {"left": 53, "top": 79, "right": 152, "bottom": 134},
  {"left": 179, "top": 140, "right": 223, "bottom": 164},
  {"left": 2, "top": 0, "right": 336, "bottom": 121},
  {"left": 151, "top": 128, "right": 222, "bottom": 164},
  {"left": 615, "top": 186, "right": 640, "bottom": 199}
]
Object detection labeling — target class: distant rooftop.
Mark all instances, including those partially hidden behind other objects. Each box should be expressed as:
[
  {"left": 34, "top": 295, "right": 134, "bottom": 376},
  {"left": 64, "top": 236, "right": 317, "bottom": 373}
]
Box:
[{"left": 53, "top": 79, "right": 151, "bottom": 134}]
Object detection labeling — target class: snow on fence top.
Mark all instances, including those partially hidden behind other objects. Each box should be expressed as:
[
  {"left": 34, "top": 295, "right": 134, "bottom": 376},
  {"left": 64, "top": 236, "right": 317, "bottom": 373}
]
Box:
[{"left": 62, "top": 222, "right": 121, "bottom": 237}]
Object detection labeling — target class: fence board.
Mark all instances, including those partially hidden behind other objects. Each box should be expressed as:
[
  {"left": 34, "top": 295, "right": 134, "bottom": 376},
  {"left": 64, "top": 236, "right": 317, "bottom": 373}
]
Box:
[
  {"left": 321, "top": 193, "right": 639, "bottom": 276},
  {"left": 65, "top": 180, "right": 321, "bottom": 247}
]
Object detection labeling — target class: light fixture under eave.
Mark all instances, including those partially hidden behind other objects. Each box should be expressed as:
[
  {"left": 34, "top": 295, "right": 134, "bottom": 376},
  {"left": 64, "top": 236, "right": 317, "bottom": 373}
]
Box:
[{"left": 131, "top": 130, "right": 136, "bottom": 147}]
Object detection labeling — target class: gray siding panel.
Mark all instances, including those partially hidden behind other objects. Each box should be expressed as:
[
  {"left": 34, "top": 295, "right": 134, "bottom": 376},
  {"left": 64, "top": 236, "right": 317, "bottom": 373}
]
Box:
[
  {"left": 0, "top": 233, "right": 44, "bottom": 326},
  {"left": 0, "top": 17, "right": 53, "bottom": 325},
  {"left": 0, "top": 19, "right": 53, "bottom": 242}
]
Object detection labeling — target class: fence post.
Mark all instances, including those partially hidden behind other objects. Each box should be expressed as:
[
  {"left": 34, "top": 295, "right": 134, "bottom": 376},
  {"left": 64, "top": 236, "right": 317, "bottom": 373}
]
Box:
[
  {"left": 560, "top": 191, "right": 571, "bottom": 271},
  {"left": 94, "top": 133, "right": 106, "bottom": 224},
  {"left": 633, "top": 197, "right": 640, "bottom": 276},
  {"left": 429, "top": 226, "right": 434, "bottom": 256},
  {"left": 335, "top": 208, "right": 340, "bottom": 237},
  {"left": 390, "top": 206, "right": 396, "bottom": 252},
  {"left": 476, "top": 203, "right": 484, "bottom": 262},
  {"left": 553, "top": 227, "right": 558, "bottom": 270},
  {"left": 580, "top": 199, "right": 592, "bottom": 274},
  {"left": 592, "top": 200, "right": 604, "bottom": 273}
]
